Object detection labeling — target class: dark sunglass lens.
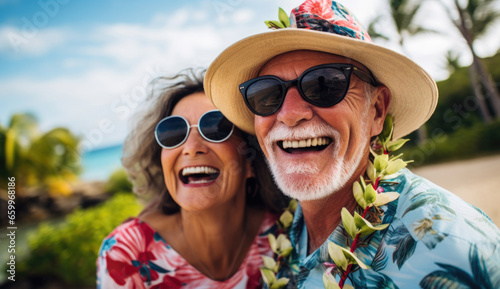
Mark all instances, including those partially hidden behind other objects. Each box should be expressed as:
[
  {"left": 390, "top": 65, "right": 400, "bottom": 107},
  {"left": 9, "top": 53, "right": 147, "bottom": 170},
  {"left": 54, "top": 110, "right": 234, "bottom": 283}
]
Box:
[
  {"left": 301, "top": 68, "right": 348, "bottom": 106},
  {"left": 199, "top": 111, "right": 233, "bottom": 141},
  {"left": 246, "top": 79, "right": 283, "bottom": 115},
  {"left": 156, "top": 117, "right": 188, "bottom": 148}
]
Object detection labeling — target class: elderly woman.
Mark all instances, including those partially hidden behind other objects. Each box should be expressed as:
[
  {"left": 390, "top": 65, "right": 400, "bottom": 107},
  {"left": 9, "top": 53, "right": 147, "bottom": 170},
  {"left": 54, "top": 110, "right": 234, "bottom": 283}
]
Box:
[{"left": 96, "top": 69, "right": 287, "bottom": 288}]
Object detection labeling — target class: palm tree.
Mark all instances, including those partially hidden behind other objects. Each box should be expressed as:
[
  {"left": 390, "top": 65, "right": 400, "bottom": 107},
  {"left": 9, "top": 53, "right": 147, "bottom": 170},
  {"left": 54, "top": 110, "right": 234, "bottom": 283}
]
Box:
[
  {"left": 0, "top": 113, "right": 82, "bottom": 196},
  {"left": 388, "top": 0, "right": 436, "bottom": 53},
  {"left": 444, "top": 50, "right": 461, "bottom": 74},
  {"left": 375, "top": 0, "right": 437, "bottom": 142},
  {"left": 439, "top": 0, "right": 500, "bottom": 122}
]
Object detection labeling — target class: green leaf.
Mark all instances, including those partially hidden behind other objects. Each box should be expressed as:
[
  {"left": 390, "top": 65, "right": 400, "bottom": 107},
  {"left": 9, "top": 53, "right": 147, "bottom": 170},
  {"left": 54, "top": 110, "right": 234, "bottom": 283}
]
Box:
[
  {"left": 360, "top": 175, "right": 367, "bottom": 188},
  {"left": 374, "top": 154, "right": 389, "bottom": 173},
  {"left": 373, "top": 192, "right": 400, "bottom": 207},
  {"left": 364, "top": 184, "right": 377, "bottom": 205},
  {"left": 386, "top": 138, "right": 409, "bottom": 152},
  {"left": 354, "top": 212, "right": 366, "bottom": 231},
  {"left": 279, "top": 210, "right": 294, "bottom": 229},
  {"left": 278, "top": 7, "right": 290, "bottom": 27},
  {"left": 280, "top": 247, "right": 293, "bottom": 258},
  {"left": 353, "top": 181, "right": 367, "bottom": 209},
  {"left": 354, "top": 213, "right": 389, "bottom": 237},
  {"left": 262, "top": 255, "right": 278, "bottom": 272},
  {"left": 273, "top": 278, "right": 290, "bottom": 288},
  {"left": 268, "top": 234, "right": 277, "bottom": 253},
  {"left": 260, "top": 268, "right": 276, "bottom": 286},
  {"left": 338, "top": 246, "right": 370, "bottom": 269},
  {"left": 366, "top": 160, "right": 377, "bottom": 184},
  {"left": 328, "top": 242, "right": 348, "bottom": 271},
  {"left": 385, "top": 158, "right": 407, "bottom": 175},
  {"left": 276, "top": 234, "right": 293, "bottom": 257},
  {"left": 341, "top": 208, "right": 357, "bottom": 240},
  {"left": 264, "top": 20, "right": 284, "bottom": 29},
  {"left": 323, "top": 272, "right": 341, "bottom": 289},
  {"left": 288, "top": 199, "right": 298, "bottom": 212},
  {"left": 379, "top": 114, "right": 393, "bottom": 143}
]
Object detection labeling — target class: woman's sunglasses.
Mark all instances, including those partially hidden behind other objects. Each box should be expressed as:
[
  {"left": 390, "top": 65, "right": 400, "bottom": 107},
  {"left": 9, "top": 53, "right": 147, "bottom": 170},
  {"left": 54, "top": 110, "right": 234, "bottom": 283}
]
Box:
[
  {"left": 155, "top": 110, "right": 234, "bottom": 149},
  {"left": 238, "top": 63, "right": 379, "bottom": 116}
]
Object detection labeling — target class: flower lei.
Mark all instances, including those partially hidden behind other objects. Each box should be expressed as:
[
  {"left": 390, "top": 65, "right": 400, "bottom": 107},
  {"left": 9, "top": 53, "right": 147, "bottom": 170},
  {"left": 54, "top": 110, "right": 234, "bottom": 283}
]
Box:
[{"left": 260, "top": 114, "right": 412, "bottom": 289}]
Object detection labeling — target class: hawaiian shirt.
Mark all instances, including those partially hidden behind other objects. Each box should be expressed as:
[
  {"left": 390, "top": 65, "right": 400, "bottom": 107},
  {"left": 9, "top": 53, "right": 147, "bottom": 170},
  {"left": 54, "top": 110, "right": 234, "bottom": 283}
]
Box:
[
  {"left": 281, "top": 168, "right": 500, "bottom": 288},
  {"left": 97, "top": 211, "right": 279, "bottom": 289}
]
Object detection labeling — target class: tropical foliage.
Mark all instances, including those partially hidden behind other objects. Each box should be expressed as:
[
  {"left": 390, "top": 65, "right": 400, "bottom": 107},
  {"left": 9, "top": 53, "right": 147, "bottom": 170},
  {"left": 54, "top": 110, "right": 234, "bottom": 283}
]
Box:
[
  {"left": 16, "top": 193, "right": 142, "bottom": 286},
  {"left": 105, "top": 168, "right": 133, "bottom": 194},
  {"left": 0, "top": 113, "right": 81, "bottom": 196},
  {"left": 438, "top": 0, "right": 500, "bottom": 122}
]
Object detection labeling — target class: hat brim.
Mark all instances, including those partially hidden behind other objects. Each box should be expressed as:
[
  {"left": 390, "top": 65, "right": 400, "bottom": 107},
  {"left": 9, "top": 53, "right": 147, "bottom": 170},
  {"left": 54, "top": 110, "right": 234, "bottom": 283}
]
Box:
[{"left": 205, "top": 29, "right": 438, "bottom": 140}]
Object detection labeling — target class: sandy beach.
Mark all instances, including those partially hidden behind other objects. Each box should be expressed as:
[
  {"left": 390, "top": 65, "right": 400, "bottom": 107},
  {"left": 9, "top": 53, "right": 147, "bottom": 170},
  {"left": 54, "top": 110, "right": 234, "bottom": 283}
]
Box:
[{"left": 412, "top": 154, "right": 500, "bottom": 226}]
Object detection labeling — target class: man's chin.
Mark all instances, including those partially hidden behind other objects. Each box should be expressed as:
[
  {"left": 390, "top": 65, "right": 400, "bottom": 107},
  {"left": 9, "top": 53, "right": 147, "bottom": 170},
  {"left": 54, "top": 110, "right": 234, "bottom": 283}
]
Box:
[{"left": 273, "top": 173, "right": 328, "bottom": 201}]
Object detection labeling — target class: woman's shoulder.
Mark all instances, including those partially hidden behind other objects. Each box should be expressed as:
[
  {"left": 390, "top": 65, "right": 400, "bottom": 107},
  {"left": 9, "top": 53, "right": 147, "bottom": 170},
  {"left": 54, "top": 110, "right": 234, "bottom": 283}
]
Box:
[{"left": 98, "top": 217, "right": 165, "bottom": 256}]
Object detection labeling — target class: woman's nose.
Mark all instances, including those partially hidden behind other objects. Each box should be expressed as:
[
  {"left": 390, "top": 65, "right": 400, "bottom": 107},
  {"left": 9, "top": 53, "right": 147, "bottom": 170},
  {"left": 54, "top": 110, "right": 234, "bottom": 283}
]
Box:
[{"left": 181, "top": 125, "right": 209, "bottom": 156}]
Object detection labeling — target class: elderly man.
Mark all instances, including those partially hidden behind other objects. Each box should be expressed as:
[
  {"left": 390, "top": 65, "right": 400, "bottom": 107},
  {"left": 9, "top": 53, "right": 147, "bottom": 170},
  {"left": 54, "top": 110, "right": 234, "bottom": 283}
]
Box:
[{"left": 205, "top": 0, "right": 500, "bottom": 288}]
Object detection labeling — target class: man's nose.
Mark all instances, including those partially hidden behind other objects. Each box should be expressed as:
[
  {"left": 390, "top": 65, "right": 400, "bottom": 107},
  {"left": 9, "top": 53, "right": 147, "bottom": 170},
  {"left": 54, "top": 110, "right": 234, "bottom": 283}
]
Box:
[{"left": 276, "top": 87, "right": 314, "bottom": 127}]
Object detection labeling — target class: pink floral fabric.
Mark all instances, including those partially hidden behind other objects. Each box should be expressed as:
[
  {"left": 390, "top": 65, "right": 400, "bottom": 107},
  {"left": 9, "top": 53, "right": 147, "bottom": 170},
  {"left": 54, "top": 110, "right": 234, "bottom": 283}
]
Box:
[
  {"left": 97, "top": 212, "right": 279, "bottom": 289},
  {"left": 290, "top": 0, "right": 372, "bottom": 42}
]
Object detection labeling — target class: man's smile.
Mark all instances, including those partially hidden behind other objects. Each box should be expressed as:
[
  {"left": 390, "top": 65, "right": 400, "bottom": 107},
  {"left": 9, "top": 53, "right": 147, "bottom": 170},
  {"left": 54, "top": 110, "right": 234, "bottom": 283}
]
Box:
[{"left": 277, "top": 137, "right": 333, "bottom": 154}]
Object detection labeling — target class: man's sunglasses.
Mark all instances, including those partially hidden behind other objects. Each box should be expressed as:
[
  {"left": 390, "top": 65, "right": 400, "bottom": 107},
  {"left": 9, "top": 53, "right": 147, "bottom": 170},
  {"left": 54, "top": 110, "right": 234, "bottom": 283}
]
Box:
[
  {"left": 155, "top": 110, "right": 234, "bottom": 149},
  {"left": 239, "top": 63, "right": 379, "bottom": 116}
]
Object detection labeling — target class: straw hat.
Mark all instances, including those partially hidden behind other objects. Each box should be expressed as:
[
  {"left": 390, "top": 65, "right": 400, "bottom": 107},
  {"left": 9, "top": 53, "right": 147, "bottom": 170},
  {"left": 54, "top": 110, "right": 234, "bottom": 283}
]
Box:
[{"left": 205, "top": 0, "right": 438, "bottom": 140}]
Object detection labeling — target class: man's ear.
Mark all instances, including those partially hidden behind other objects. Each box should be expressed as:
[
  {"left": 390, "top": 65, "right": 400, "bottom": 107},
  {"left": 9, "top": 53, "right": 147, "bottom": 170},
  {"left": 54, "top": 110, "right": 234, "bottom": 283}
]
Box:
[{"left": 370, "top": 85, "right": 391, "bottom": 137}]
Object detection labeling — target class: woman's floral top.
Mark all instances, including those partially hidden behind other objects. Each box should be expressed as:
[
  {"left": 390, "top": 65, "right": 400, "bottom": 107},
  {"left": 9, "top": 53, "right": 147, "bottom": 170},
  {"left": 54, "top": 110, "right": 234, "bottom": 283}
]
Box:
[
  {"left": 97, "top": 212, "right": 279, "bottom": 289},
  {"left": 278, "top": 169, "right": 500, "bottom": 288}
]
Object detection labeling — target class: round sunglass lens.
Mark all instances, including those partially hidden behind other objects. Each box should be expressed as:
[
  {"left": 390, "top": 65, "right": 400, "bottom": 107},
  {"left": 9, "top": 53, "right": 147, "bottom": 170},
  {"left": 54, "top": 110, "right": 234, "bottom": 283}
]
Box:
[
  {"left": 155, "top": 116, "right": 188, "bottom": 148},
  {"left": 246, "top": 78, "right": 283, "bottom": 115},
  {"left": 301, "top": 68, "right": 348, "bottom": 107},
  {"left": 199, "top": 111, "right": 233, "bottom": 141}
]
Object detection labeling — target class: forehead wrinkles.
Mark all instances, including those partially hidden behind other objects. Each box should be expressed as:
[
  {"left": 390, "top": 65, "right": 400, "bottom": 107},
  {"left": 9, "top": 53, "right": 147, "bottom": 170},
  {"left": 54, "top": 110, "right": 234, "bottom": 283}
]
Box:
[{"left": 259, "top": 51, "right": 372, "bottom": 78}]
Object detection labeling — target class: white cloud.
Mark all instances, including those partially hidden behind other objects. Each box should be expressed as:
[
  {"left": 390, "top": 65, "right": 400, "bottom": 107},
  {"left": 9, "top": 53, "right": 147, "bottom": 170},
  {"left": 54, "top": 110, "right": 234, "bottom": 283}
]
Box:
[
  {"left": 230, "top": 8, "right": 254, "bottom": 24},
  {"left": 0, "top": 25, "right": 70, "bottom": 56},
  {"left": 0, "top": 5, "right": 257, "bottom": 147}
]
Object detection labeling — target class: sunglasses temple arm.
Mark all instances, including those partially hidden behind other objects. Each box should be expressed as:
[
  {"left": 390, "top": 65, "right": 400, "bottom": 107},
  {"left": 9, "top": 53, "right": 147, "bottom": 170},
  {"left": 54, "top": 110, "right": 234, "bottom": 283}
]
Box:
[{"left": 353, "top": 67, "right": 379, "bottom": 87}]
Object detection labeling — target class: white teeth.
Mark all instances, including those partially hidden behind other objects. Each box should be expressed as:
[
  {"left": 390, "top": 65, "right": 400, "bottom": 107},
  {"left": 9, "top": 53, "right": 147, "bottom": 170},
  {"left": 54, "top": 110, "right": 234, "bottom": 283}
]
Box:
[
  {"left": 281, "top": 137, "right": 332, "bottom": 149},
  {"left": 188, "top": 179, "right": 213, "bottom": 184},
  {"left": 181, "top": 166, "right": 219, "bottom": 176}
]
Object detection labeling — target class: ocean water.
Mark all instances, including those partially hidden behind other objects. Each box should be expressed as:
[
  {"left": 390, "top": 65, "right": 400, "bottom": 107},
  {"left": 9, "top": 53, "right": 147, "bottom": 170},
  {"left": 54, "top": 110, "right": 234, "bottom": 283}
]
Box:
[{"left": 81, "top": 144, "right": 124, "bottom": 181}]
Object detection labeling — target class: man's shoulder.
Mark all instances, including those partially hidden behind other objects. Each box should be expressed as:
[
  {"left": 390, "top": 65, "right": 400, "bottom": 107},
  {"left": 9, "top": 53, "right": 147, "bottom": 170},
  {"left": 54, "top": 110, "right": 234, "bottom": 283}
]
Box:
[
  {"left": 390, "top": 169, "right": 500, "bottom": 246},
  {"left": 394, "top": 169, "right": 488, "bottom": 220}
]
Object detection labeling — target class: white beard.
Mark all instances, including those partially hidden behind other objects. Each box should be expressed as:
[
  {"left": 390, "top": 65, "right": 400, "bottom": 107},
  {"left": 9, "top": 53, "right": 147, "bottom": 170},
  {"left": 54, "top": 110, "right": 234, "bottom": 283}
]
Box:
[{"left": 263, "top": 118, "right": 369, "bottom": 201}]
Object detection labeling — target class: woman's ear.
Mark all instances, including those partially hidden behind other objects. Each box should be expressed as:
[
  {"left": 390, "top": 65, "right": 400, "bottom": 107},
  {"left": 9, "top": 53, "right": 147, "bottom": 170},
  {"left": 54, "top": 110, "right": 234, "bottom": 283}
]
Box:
[{"left": 370, "top": 85, "right": 391, "bottom": 137}]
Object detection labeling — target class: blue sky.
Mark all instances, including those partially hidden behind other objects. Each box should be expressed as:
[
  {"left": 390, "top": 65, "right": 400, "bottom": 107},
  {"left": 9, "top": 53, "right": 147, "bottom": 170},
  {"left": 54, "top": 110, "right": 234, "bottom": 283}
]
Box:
[{"left": 1, "top": 0, "right": 499, "bottom": 152}]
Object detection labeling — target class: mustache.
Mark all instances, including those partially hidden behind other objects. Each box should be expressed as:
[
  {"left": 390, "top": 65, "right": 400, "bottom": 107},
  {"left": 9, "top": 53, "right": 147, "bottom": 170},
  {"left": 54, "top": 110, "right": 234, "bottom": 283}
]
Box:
[{"left": 264, "top": 121, "right": 341, "bottom": 145}]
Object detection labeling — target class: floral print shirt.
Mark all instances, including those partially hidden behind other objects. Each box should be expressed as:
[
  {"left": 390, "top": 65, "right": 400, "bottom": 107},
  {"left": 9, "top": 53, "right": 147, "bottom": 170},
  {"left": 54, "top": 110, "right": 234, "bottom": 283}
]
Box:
[
  {"left": 281, "top": 169, "right": 500, "bottom": 289},
  {"left": 97, "top": 211, "right": 279, "bottom": 289}
]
